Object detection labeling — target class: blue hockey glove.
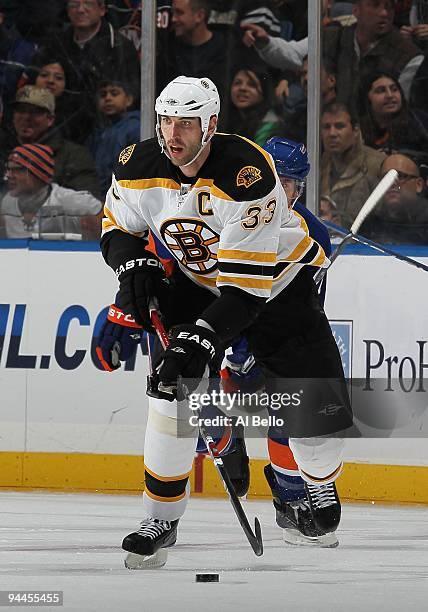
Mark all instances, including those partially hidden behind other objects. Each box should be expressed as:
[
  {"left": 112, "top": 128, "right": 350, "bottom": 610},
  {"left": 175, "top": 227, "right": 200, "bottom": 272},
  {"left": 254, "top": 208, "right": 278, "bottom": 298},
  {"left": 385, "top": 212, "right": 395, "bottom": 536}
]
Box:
[
  {"left": 220, "top": 337, "right": 265, "bottom": 393},
  {"left": 96, "top": 304, "right": 143, "bottom": 372}
]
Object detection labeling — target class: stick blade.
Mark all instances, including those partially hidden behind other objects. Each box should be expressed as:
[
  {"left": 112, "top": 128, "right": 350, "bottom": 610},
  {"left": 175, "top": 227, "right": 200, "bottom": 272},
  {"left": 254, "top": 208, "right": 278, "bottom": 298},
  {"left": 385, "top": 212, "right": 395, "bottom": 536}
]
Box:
[{"left": 252, "top": 517, "right": 263, "bottom": 556}]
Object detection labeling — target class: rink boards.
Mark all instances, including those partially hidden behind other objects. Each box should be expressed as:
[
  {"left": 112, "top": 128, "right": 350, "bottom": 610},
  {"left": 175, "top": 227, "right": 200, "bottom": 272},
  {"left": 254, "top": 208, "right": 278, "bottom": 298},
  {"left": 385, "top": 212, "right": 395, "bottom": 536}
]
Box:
[{"left": 1, "top": 240, "right": 428, "bottom": 503}]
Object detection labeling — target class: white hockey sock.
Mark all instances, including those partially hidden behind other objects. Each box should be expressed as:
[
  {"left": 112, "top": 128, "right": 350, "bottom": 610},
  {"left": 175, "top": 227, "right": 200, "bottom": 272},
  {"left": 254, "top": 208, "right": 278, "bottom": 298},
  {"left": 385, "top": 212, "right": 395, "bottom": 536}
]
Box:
[
  {"left": 289, "top": 437, "right": 344, "bottom": 484},
  {"left": 142, "top": 395, "right": 198, "bottom": 521}
]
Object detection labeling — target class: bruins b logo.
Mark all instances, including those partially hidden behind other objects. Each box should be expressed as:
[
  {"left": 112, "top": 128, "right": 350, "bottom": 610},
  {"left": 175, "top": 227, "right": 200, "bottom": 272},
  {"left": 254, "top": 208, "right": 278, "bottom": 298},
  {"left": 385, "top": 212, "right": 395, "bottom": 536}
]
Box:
[
  {"left": 236, "top": 166, "right": 262, "bottom": 188},
  {"left": 160, "top": 218, "right": 219, "bottom": 274},
  {"left": 118, "top": 144, "right": 136, "bottom": 165}
]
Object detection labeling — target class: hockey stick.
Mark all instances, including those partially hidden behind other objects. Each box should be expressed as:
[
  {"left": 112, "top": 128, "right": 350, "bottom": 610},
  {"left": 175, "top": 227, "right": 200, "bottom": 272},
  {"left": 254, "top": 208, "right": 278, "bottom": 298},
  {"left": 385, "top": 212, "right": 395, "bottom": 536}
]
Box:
[
  {"left": 314, "top": 169, "right": 398, "bottom": 285},
  {"left": 148, "top": 305, "right": 264, "bottom": 557},
  {"left": 193, "top": 414, "right": 263, "bottom": 556},
  {"left": 146, "top": 305, "right": 179, "bottom": 401},
  {"left": 322, "top": 220, "right": 428, "bottom": 274}
]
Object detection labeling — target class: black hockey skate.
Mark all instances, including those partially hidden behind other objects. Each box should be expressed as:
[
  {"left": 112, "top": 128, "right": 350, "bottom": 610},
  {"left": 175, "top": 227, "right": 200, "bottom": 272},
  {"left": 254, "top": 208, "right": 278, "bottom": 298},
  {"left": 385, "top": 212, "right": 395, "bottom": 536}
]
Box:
[
  {"left": 304, "top": 481, "right": 341, "bottom": 535},
  {"left": 264, "top": 464, "right": 338, "bottom": 548},
  {"left": 122, "top": 517, "right": 178, "bottom": 569},
  {"left": 221, "top": 424, "right": 250, "bottom": 497}
]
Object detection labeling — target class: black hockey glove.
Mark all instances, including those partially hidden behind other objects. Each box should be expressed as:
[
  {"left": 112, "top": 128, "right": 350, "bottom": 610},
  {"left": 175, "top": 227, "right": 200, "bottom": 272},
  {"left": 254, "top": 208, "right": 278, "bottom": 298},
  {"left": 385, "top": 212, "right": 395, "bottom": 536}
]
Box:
[
  {"left": 157, "top": 324, "right": 219, "bottom": 395},
  {"left": 116, "top": 255, "right": 168, "bottom": 332}
]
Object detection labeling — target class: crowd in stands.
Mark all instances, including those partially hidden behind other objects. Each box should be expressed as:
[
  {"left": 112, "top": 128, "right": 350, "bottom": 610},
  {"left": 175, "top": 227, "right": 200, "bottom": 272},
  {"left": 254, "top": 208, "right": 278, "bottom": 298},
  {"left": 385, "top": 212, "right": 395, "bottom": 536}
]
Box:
[{"left": 0, "top": 0, "right": 427, "bottom": 245}]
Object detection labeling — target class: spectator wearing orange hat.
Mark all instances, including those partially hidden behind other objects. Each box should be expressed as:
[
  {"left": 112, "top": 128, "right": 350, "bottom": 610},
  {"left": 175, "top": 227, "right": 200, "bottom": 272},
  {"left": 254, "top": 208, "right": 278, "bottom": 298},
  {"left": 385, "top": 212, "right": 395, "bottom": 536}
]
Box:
[{"left": 0, "top": 143, "right": 102, "bottom": 240}]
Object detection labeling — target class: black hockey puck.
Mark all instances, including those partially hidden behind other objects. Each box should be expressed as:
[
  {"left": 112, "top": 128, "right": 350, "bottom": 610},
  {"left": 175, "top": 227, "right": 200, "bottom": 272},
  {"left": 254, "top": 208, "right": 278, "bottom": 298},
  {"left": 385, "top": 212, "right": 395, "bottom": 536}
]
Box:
[{"left": 195, "top": 573, "right": 219, "bottom": 583}]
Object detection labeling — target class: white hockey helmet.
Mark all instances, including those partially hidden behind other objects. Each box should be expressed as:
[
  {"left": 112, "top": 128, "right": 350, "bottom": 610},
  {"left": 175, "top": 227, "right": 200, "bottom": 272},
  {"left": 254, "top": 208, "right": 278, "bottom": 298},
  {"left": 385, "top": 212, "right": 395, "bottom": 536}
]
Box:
[{"left": 155, "top": 76, "right": 220, "bottom": 164}]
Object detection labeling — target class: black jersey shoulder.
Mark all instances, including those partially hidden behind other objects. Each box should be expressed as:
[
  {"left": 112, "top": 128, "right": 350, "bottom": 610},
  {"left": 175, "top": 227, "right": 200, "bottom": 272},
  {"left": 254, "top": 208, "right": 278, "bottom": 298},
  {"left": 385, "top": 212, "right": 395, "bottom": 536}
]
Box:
[
  {"left": 113, "top": 138, "right": 169, "bottom": 181},
  {"left": 202, "top": 133, "right": 276, "bottom": 201}
]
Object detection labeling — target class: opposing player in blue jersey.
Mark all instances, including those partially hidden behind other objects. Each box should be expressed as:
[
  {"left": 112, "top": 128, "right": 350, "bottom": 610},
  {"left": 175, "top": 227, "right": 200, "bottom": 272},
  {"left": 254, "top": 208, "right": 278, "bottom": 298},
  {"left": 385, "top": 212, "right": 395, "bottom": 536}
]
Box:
[{"left": 223, "top": 137, "right": 339, "bottom": 547}]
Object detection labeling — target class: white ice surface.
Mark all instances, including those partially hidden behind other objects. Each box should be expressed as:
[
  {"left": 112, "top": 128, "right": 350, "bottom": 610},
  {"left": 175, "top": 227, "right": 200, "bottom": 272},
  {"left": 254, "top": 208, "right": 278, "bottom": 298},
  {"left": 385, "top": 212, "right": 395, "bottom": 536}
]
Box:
[{"left": 1, "top": 492, "right": 428, "bottom": 612}]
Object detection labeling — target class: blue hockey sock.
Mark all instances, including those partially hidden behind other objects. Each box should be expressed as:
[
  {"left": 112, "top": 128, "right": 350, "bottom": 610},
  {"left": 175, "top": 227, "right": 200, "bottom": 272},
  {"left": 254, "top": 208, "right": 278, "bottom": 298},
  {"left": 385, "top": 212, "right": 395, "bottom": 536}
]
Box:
[{"left": 270, "top": 465, "right": 306, "bottom": 503}]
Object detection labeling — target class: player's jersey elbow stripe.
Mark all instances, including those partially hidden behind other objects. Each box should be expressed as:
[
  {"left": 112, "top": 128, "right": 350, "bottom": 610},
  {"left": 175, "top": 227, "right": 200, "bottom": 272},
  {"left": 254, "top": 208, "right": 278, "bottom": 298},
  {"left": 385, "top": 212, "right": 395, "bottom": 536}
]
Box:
[
  {"left": 311, "top": 249, "right": 326, "bottom": 267},
  {"left": 273, "top": 263, "right": 299, "bottom": 283},
  {"left": 287, "top": 236, "right": 313, "bottom": 261},
  {"left": 298, "top": 242, "right": 321, "bottom": 264},
  {"left": 217, "top": 249, "right": 276, "bottom": 263},
  {"left": 217, "top": 275, "right": 272, "bottom": 289},
  {"left": 273, "top": 261, "right": 294, "bottom": 278},
  {"left": 218, "top": 261, "right": 274, "bottom": 277}
]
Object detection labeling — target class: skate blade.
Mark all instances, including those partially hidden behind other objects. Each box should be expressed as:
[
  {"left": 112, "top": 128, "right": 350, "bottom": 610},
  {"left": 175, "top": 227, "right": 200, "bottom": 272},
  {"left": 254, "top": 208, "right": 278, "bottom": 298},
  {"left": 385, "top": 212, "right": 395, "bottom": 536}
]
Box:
[
  {"left": 282, "top": 528, "right": 339, "bottom": 548},
  {"left": 124, "top": 547, "right": 168, "bottom": 570}
]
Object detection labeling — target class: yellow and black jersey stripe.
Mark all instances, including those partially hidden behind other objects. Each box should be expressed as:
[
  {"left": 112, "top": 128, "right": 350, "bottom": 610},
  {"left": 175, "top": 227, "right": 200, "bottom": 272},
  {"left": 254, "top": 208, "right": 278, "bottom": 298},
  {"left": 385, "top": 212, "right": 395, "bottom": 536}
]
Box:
[
  {"left": 216, "top": 248, "right": 276, "bottom": 296},
  {"left": 112, "top": 133, "right": 277, "bottom": 203}
]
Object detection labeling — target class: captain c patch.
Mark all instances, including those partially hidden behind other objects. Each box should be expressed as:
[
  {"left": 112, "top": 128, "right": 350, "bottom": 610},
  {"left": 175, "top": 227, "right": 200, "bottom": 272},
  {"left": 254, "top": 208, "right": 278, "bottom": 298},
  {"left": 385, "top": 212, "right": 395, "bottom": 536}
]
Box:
[
  {"left": 118, "top": 144, "right": 136, "bottom": 165},
  {"left": 236, "top": 166, "right": 262, "bottom": 188}
]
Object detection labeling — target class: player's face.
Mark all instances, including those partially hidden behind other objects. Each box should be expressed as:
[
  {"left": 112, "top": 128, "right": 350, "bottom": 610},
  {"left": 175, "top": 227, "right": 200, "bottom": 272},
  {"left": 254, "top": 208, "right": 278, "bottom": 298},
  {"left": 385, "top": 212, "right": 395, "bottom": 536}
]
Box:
[
  {"left": 279, "top": 176, "right": 297, "bottom": 206},
  {"left": 35, "top": 63, "right": 66, "bottom": 98},
  {"left": 368, "top": 76, "right": 401, "bottom": 120},
  {"left": 160, "top": 116, "right": 203, "bottom": 166}
]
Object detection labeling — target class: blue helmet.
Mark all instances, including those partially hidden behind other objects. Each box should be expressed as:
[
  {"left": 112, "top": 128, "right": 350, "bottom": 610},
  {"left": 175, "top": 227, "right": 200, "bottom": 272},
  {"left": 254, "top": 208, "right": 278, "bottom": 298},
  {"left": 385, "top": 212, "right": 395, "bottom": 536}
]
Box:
[{"left": 263, "top": 137, "right": 310, "bottom": 181}]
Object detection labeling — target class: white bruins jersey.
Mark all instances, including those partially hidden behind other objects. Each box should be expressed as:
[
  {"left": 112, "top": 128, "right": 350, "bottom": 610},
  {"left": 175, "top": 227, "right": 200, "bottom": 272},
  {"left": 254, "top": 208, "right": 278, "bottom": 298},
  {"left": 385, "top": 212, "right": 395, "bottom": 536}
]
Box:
[{"left": 102, "top": 134, "right": 328, "bottom": 301}]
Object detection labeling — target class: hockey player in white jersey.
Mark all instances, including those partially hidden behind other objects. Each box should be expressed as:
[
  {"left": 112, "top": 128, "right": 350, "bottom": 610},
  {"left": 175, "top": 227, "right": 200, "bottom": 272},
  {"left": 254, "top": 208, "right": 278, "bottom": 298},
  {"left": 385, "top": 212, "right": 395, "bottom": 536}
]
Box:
[{"left": 99, "top": 75, "right": 352, "bottom": 568}]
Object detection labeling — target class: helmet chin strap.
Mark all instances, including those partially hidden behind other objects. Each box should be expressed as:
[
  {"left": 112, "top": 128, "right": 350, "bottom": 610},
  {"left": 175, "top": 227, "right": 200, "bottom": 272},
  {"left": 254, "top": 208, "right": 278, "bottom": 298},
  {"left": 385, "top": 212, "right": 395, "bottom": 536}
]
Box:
[
  {"left": 283, "top": 179, "right": 305, "bottom": 209},
  {"left": 180, "top": 127, "right": 214, "bottom": 168},
  {"left": 289, "top": 191, "right": 303, "bottom": 209}
]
